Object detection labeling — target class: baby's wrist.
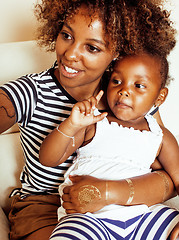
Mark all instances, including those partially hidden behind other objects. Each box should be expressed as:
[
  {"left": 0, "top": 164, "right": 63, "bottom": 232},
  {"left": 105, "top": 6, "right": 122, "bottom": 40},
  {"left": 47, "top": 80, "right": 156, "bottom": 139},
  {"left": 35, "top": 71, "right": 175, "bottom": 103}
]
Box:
[{"left": 66, "top": 117, "right": 82, "bottom": 131}]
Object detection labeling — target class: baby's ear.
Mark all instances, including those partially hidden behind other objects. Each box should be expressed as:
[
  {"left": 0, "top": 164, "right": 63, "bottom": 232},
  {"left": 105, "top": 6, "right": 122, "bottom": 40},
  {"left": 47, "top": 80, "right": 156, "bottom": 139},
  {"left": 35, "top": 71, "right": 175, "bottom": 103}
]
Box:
[{"left": 154, "top": 87, "right": 168, "bottom": 107}]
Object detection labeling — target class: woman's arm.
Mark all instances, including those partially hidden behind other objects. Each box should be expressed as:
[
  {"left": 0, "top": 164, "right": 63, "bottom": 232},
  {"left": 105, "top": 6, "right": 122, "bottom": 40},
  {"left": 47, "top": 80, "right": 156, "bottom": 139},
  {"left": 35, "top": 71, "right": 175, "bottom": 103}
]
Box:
[
  {"left": 170, "top": 222, "right": 179, "bottom": 240},
  {"left": 158, "top": 126, "right": 179, "bottom": 194},
  {"left": 62, "top": 171, "right": 175, "bottom": 214},
  {"left": 0, "top": 89, "right": 16, "bottom": 133}
]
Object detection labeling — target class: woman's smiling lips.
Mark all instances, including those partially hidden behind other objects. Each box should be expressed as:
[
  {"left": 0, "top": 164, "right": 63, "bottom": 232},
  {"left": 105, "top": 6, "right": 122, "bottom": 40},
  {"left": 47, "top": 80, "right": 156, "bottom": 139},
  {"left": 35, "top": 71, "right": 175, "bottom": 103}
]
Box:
[{"left": 61, "top": 63, "right": 83, "bottom": 78}]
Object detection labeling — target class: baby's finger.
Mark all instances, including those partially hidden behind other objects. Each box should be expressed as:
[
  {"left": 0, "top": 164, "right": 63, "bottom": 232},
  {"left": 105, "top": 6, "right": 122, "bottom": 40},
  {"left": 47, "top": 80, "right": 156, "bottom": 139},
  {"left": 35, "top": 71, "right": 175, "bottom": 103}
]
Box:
[
  {"left": 73, "top": 102, "right": 86, "bottom": 114},
  {"left": 88, "top": 96, "right": 98, "bottom": 110},
  {"left": 82, "top": 100, "right": 93, "bottom": 115},
  {"left": 93, "top": 112, "right": 108, "bottom": 123},
  {"left": 95, "top": 90, "right": 104, "bottom": 104}
]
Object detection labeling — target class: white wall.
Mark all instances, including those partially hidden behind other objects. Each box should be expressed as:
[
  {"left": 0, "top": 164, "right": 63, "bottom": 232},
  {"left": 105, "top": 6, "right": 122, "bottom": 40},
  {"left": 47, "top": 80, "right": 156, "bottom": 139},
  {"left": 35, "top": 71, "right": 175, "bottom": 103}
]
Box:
[
  {"left": 0, "top": 0, "right": 38, "bottom": 43},
  {"left": 160, "top": 0, "right": 179, "bottom": 137},
  {"left": 0, "top": 0, "right": 56, "bottom": 82}
]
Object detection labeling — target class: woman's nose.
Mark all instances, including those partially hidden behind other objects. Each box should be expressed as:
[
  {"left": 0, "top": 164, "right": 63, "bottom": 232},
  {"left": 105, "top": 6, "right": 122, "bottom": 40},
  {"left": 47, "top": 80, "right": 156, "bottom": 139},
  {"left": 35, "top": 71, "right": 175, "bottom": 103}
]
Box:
[{"left": 64, "top": 43, "right": 81, "bottom": 62}]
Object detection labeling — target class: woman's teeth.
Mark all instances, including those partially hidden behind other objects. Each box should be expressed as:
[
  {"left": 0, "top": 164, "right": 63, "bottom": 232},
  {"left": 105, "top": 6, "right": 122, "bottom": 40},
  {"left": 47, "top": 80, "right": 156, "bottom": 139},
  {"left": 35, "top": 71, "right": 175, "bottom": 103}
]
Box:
[{"left": 64, "top": 65, "right": 78, "bottom": 73}]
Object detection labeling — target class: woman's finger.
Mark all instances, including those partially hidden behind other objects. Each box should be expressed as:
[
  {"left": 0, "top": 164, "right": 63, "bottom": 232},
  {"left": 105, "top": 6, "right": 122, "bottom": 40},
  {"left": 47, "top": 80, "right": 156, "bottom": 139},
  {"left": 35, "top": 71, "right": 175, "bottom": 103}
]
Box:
[
  {"left": 62, "top": 193, "right": 71, "bottom": 202},
  {"left": 63, "top": 201, "right": 75, "bottom": 210},
  {"left": 63, "top": 185, "right": 71, "bottom": 194},
  {"left": 65, "top": 209, "right": 78, "bottom": 214}
]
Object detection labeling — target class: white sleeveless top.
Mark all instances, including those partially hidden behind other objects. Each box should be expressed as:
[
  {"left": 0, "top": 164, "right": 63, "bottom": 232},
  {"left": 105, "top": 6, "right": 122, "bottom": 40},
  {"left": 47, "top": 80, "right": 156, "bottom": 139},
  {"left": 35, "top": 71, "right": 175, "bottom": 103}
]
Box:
[{"left": 66, "top": 112, "right": 163, "bottom": 180}]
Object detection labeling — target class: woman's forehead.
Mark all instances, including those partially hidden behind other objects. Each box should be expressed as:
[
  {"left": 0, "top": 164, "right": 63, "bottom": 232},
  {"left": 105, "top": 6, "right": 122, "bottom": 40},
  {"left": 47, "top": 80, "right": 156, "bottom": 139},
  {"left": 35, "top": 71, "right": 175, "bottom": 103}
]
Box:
[{"left": 65, "top": 6, "right": 114, "bottom": 49}]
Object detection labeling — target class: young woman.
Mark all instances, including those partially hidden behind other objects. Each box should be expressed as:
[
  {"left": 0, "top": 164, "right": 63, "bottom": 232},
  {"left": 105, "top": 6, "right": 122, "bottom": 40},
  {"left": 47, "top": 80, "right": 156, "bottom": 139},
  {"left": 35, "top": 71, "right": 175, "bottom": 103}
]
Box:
[{"left": 0, "top": 0, "right": 177, "bottom": 239}]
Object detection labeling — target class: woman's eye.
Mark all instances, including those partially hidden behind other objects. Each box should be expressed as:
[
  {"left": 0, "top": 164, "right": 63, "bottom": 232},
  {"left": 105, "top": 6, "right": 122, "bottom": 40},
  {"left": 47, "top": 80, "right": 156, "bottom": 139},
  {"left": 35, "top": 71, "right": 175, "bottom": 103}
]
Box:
[
  {"left": 112, "top": 79, "right": 122, "bottom": 85},
  {"left": 61, "top": 31, "right": 72, "bottom": 40},
  {"left": 135, "top": 83, "right": 146, "bottom": 89},
  {"left": 87, "top": 45, "right": 101, "bottom": 53}
]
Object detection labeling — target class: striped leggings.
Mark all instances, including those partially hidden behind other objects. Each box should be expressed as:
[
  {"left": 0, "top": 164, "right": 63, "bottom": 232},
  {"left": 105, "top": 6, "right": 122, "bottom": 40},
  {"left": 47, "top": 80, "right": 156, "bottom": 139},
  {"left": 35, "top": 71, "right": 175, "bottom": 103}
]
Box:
[{"left": 50, "top": 205, "right": 179, "bottom": 240}]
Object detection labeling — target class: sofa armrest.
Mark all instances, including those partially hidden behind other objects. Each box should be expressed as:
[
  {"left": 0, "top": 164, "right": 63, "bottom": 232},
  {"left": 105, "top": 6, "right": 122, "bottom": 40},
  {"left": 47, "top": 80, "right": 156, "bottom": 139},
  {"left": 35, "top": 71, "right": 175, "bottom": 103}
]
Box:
[
  {"left": 0, "top": 207, "right": 10, "bottom": 240},
  {"left": 0, "top": 132, "right": 24, "bottom": 214}
]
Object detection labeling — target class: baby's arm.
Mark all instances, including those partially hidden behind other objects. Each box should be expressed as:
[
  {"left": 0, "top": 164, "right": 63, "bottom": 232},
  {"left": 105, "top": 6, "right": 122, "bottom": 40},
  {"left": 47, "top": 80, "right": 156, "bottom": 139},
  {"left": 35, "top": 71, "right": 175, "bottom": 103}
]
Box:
[
  {"left": 39, "top": 91, "right": 107, "bottom": 167},
  {"left": 158, "top": 126, "right": 179, "bottom": 195}
]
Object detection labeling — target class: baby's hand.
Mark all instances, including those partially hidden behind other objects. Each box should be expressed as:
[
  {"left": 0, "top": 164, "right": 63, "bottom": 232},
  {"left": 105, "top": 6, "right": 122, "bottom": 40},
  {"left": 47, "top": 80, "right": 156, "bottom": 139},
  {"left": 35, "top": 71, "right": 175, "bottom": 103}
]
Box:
[{"left": 69, "top": 90, "right": 107, "bottom": 128}]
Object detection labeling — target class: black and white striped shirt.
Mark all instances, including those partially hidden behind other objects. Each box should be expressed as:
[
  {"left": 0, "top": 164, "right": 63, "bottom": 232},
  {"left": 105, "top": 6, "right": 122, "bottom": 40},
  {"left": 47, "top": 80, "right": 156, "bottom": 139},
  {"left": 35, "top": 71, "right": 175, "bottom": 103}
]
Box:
[{"left": 0, "top": 64, "right": 77, "bottom": 197}]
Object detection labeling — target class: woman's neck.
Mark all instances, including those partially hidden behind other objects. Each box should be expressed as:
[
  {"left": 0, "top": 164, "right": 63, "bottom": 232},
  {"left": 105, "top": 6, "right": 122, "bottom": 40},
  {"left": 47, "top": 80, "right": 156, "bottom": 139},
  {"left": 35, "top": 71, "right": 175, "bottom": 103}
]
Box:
[
  {"left": 54, "top": 68, "right": 107, "bottom": 108},
  {"left": 69, "top": 86, "right": 100, "bottom": 102}
]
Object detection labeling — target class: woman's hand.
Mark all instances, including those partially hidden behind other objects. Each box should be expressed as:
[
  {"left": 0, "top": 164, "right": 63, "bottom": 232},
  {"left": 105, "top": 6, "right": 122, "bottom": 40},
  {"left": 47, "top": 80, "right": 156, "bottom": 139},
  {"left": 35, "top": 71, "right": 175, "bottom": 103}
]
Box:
[
  {"left": 170, "top": 222, "right": 179, "bottom": 240},
  {"left": 62, "top": 175, "right": 107, "bottom": 214}
]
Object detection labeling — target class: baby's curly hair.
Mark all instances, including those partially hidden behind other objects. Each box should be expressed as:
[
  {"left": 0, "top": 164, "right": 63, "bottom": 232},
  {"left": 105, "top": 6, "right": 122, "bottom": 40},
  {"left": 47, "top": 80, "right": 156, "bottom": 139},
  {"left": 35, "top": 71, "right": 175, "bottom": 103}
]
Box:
[{"left": 34, "top": 0, "right": 176, "bottom": 57}]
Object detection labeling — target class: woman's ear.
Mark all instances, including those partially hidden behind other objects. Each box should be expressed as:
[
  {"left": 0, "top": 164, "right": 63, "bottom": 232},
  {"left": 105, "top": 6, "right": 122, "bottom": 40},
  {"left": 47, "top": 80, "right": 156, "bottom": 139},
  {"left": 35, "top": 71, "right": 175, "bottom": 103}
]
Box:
[{"left": 154, "top": 87, "right": 168, "bottom": 107}]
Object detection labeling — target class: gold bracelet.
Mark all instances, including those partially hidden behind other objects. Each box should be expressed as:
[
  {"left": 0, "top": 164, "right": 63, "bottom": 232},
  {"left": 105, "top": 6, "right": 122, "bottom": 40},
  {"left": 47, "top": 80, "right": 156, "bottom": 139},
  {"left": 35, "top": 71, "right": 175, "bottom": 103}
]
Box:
[
  {"left": 154, "top": 171, "right": 169, "bottom": 201},
  {"left": 106, "top": 181, "right": 109, "bottom": 204},
  {"left": 56, "top": 125, "right": 75, "bottom": 147},
  {"left": 125, "top": 178, "right": 135, "bottom": 205}
]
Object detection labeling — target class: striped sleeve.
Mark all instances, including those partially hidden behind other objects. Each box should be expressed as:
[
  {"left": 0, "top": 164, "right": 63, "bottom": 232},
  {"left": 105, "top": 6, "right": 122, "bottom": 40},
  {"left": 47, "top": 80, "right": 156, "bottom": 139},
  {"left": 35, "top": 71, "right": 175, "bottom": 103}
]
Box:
[{"left": 0, "top": 75, "right": 38, "bottom": 126}]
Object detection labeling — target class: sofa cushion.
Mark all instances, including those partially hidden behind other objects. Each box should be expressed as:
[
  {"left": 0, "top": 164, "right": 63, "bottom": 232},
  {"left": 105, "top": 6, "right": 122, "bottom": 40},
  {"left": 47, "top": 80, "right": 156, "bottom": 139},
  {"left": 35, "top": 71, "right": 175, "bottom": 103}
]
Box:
[
  {"left": 0, "top": 41, "right": 55, "bottom": 83},
  {"left": 0, "top": 207, "right": 10, "bottom": 240},
  {"left": 164, "top": 196, "right": 179, "bottom": 211},
  {"left": 0, "top": 132, "right": 24, "bottom": 214}
]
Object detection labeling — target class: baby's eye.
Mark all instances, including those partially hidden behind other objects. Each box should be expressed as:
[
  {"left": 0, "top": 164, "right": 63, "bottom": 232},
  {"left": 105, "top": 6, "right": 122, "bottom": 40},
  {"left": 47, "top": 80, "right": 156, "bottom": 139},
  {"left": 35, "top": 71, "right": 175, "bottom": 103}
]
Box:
[
  {"left": 135, "top": 83, "right": 146, "bottom": 89},
  {"left": 60, "top": 31, "right": 72, "bottom": 40},
  {"left": 87, "top": 44, "right": 101, "bottom": 53},
  {"left": 112, "top": 79, "right": 122, "bottom": 85}
]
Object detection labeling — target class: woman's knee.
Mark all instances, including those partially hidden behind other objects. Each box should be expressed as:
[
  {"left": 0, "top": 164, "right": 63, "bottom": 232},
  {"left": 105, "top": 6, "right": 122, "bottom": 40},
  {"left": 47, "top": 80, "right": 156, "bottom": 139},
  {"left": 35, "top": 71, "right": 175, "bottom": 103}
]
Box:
[{"left": 50, "top": 214, "right": 110, "bottom": 240}]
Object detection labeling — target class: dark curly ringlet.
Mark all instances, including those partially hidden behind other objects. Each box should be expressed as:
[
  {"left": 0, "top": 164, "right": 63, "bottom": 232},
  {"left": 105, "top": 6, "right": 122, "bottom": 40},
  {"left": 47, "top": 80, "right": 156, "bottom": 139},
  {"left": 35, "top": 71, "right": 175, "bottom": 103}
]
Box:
[
  {"left": 156, "top": 53, "right": 172, "bottom": 88},
  {"left": 34, "top": 0, "right": 176, "bottom": 58}
]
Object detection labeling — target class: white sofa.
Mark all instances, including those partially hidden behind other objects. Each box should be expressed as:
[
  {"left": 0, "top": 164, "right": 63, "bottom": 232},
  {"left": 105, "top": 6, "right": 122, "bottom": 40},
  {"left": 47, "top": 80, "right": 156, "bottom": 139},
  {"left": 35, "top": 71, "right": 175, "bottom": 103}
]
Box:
[{"left": 0, "top": 0, "right": 178, "bottom": 239}]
